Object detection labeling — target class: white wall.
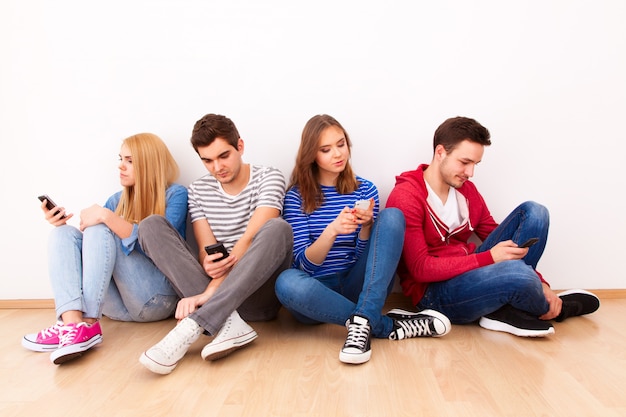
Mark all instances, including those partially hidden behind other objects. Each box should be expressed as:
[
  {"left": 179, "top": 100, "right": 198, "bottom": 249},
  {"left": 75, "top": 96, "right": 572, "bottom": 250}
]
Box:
[{"left": 1, "top": 0, "right": 624, "bottom": 299}]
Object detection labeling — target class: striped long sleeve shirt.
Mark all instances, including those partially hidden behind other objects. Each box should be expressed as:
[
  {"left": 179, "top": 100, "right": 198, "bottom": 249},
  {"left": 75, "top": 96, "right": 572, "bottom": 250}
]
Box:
[{"left": 284, "top": 176, "right": 379, "bottom": 277}]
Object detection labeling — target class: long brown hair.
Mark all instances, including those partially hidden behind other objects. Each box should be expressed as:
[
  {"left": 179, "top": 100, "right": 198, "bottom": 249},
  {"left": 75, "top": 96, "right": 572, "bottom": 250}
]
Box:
[
  {"left": 115, "top": 133, "right": 180, "bottom": 223},
  {"left": 289, "top": 114, "right": 358, "bottom": 213}
]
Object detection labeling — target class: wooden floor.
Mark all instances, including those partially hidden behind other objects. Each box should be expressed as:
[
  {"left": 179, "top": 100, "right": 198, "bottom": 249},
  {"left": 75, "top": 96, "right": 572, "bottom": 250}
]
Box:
[{"left": 1, "top": 297, "right": 625, "bottom": 417}]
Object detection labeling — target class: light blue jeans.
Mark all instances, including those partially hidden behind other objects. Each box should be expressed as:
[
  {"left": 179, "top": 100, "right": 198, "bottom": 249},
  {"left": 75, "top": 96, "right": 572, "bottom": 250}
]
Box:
[
  {"left": 48, "top": 224, "right": 178, "bottom": 322},
  {"left": 275, "top": 208, "right": 405, "bottom": 338},
  {"left": 417, "top": 201, "right": 551, "bottom": 324}
]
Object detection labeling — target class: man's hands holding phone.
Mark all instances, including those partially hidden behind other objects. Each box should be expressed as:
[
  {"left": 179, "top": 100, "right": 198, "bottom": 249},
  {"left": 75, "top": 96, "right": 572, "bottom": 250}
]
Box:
[
  {"left": 173, "top": 242, "right": 237, "bottom": 319},
  {"left": 489, "top": 238, "right": 539, "bottom": 263},
  {"left": 174, "top": 244, "right": 235, "bottom": 320},
  {"left": 202, "top": 242, "right": 236, "bottom": 280}
]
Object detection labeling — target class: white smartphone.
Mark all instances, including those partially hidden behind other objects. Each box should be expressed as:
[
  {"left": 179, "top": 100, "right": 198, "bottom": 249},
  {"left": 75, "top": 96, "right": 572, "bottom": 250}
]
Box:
[{"left": 354, "top": 200, "right": 370, "bottom": 210}]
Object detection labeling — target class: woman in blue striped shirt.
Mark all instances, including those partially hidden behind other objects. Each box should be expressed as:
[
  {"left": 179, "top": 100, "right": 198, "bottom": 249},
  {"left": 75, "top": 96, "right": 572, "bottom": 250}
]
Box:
[{"left": 275, "top": 114, "right": 451, "bottom": 365}]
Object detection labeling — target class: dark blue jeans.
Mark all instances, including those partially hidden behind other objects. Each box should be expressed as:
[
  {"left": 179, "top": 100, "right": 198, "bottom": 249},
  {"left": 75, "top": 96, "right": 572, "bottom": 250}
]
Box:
[
  {"left": 417, "top": 201, "right": 551, "bottom": 324},
  {"left": 275, "top": 208, "right": 405, "bottom": 338}
]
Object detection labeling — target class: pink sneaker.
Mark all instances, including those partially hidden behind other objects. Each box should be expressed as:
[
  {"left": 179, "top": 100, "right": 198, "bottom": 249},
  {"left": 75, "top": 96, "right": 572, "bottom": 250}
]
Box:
[
  {"left": 50, "top": 322, "right": 103, "bottom": 365},
  {"left": 22, "top": 321, "right": 64, "bottom": 352}
]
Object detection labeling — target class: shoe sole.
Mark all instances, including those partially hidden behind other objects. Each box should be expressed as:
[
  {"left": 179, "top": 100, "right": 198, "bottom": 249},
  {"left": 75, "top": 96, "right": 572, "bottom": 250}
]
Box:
[
  {"left": 387, "top": 308, "right": 452, "bottom": 337},
  {"left": 339, "top": 349, "right": 371, "bottom": 365},
  {"left": 21, "top": 337, "right": 59, "bottom": 352},
  {"left": 50, "top": 335, "right": 103, "bottom": 365},
  {"left": 201, "top": 330, "right": 258, "bottom": 361},
  {"left": 479, "top": 317, "right": 555, "bottom": 337},
  {"left": 557, "top": 289, "right": 597, "bottom": 298},
  {"left": 139, "top": 351, "right": 178, "bottom": 375}
]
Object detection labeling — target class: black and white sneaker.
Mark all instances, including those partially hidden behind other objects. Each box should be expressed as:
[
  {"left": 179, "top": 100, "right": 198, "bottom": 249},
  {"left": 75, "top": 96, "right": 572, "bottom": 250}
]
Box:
[
  {"left": 555, "top": 289, "right": 600, "bottom": 322},
  {"left": 386, "top": 309, "right": 451, "bottom": 340},
  {"left": 479, "top": 304, "right": 554, "bottom": 337},
  {"left": 339, "top": 315, "right": 371, "bottom": 365}
]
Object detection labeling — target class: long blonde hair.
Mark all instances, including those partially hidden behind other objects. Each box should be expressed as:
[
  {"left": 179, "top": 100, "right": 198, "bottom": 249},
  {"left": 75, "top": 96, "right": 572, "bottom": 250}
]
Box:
[{"left": 115, "top": 133, "right": 180, "bottom": 223}]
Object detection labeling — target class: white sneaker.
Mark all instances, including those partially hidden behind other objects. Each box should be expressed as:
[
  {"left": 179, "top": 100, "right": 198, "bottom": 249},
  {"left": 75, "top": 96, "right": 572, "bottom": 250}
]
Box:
[
  {"left": 139, "top": 317, "right": 203, "bottom": 375},
  {"left": 201, "top": 310, "right": 257, "bottom": 361}
]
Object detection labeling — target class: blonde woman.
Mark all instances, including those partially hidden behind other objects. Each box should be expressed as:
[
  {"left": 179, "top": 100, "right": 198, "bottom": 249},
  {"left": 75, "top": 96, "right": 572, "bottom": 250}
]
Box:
[{"left": 22, "top": 133, "right": 188, "bottom": 365}]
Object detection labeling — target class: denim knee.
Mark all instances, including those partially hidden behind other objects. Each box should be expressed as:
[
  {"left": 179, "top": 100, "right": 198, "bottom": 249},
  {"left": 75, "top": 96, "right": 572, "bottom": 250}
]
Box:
[
  {"left": 377, "top": 208, "right": 405, "bottom": 231},
  {"left": 136, "top": 294, "right": 178, "bottom": 322},
  {"left": 497, "top": 260, "right": 544, "bottom": 294},
  {"left": 519, "top": 201, "right": 549, "bottom": 224},
  {"left": 83, "top": 223, "right": 112, "bottom": 240},
  {"left": 275, "top": 269, "right": 308, "bottom": 306},
  {"left": 48, "top": 224, "right": 82, "bottom": 246}
]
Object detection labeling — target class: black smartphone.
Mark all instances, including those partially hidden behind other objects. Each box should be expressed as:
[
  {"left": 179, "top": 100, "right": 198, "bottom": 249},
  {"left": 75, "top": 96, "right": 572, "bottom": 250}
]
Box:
[
  {"left": 38, "top": 194, "right": 66, "bottom": 218},
  {"left": 519, "top": 237, "right": 539, "bottom": 248},
  {"left": 204, "top": 242, "right": 229, "bottom": 262}
]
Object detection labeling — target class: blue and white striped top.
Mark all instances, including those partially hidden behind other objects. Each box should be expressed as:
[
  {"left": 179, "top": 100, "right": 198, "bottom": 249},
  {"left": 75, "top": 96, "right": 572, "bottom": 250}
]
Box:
[{"left": 284, "top": 176, "right": 379, "bottom": 277}]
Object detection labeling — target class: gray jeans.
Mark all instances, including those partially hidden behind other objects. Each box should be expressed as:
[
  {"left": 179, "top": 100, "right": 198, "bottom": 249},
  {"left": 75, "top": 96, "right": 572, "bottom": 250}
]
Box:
[{"left": 138, "top": 215, "right": 293, "bottom": 335}]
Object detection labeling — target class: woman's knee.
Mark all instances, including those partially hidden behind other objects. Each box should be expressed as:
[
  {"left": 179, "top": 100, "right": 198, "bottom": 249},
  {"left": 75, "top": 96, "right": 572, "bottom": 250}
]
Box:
[
  {"left": 83, "top": 223, "right": 113, "bottom": 239},
  {"left": 376, "top": 208, "right": 406, "bottom": 233},
  {"left": 48, "top": 224, "right": 81, "bottom": 245},
  {"left": 275, "top": 270, "right": 309, "bottom": 304}
]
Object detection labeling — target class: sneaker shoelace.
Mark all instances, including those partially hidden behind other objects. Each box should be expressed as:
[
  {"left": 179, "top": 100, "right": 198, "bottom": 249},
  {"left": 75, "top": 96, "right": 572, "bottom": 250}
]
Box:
[
  {"left": 345, "top": 321, "right": 370, "bottom": 350},
  {"left": 58, "top": 323, "right": 82, "bottom": 347},
  {"left": 222, "top": 315, "right": 233, "bottom": 332},
  {"left": 397, "top": 317, "right": 433, "bottom": 337},
  {"left": 157, "top": 320, "right": 201, "bottom": 358},
  {"left": 39, "top": 322, "right": 63, "bottom": 339}
]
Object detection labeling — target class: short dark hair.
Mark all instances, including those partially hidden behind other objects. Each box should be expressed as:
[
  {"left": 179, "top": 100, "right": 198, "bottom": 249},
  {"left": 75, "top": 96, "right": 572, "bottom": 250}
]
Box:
[
  {"left": 190, "top": 114, "right": 240, "bottom": 152},
  {"left": 433, "top": 116, "right": 491, "bottom": 153}
]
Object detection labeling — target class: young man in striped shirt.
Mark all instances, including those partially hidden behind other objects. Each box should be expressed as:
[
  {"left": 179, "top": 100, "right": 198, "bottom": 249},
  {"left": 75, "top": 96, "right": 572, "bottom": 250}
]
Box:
[{"left": 137, "top": 114, "right": 293, "bottom": 375}]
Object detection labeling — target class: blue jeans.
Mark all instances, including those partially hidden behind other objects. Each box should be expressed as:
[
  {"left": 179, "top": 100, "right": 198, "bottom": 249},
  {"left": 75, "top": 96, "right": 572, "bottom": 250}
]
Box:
[
  {"left": 417, "top": 201, "right": 551, "bottom": 324},
  {"left": 275, "top": 208, "right": 405, "bottom": 338},
  {"left": 48, "top": 224, "right": 178, "bottom": 322}
]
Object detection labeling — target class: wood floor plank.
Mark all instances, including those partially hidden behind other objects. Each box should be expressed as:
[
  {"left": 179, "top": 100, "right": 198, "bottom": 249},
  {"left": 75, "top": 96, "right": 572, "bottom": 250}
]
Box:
[{"left": 1, "top": 299, "right": 625, "bottom": 416}]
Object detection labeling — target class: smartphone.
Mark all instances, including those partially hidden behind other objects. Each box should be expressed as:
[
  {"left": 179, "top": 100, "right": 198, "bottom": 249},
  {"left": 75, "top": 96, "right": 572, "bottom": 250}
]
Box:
[
  {"left": 354, "top": 199, "right": 370, "bottom": 210},
  {"left": 38, "top": 194, "right": 67, "bottom": 219},
  {"left": 204, "top": 242, "right": 229, "bottom": 262},
  {"left": 519, "top": 237, "right": 539, "bottom": 248}
]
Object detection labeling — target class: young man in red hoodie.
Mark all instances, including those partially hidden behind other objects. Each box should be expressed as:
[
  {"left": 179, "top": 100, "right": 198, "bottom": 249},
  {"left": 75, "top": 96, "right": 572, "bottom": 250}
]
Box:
[{"left": 386, "top": 116, "right": 599, "bottom": 337}]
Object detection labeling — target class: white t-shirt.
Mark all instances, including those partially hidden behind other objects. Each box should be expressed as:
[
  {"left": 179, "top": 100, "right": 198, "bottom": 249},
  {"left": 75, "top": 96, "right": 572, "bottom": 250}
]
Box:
[{"left": 425, "top": 181, "right": 461, "bottom": 231}]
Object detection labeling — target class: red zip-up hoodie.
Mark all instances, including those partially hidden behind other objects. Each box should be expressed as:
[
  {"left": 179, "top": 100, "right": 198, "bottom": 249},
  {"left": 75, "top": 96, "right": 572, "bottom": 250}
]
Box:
[{"left": 387, "top": 164, "right": 545, "bottom": 305}]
